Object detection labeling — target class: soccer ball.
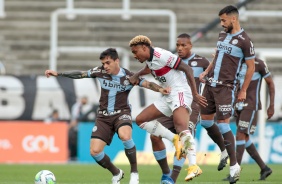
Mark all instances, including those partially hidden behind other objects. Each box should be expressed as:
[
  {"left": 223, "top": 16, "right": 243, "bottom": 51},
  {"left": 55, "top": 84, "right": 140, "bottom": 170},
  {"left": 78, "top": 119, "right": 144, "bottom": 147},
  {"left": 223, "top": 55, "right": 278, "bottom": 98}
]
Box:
[{"left": 34, "top": 170, "right": 56, "bottom": 184}]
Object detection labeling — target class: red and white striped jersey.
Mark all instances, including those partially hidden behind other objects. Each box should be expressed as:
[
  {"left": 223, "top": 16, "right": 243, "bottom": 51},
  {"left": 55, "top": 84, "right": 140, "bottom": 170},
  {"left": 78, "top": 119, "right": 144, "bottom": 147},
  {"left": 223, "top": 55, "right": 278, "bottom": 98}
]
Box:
[{"left": 146, "top": 47, "right": 191, "bottom": 95}]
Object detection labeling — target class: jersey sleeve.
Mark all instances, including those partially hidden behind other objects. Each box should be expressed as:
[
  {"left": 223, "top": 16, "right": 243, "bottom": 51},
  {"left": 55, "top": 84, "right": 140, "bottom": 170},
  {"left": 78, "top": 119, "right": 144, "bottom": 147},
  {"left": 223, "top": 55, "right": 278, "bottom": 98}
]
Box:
[
  {"left": 242, "top": 36, "right": 256, "bottom": 60},
  {"left": 202, "top": 57, "right": 210, "bottom": 70},
  {"left": 156, "top": 48, "right": 181, "bottom": 69},
  {"left": 257, "top": 59, "right": 271, "bottom": 78},
  {"left": 127, "top": 70, "right": 145, "bottom": 87},
  {"left": 138, "top": 77, "right": 146, "bottom": 86},
  {"left": 87, "top": 66, "right": 101, "bottom": 78}
]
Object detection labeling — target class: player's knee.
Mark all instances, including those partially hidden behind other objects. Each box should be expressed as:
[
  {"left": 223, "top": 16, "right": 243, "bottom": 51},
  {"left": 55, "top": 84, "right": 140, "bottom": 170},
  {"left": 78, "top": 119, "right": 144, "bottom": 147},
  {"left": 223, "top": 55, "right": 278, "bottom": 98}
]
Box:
[
  {"left": 119, "top": 133, "right": 131, "bottom": 141},
  {"left": 135, "top": 115, "right": 143, "bottom": 125},
  {"left": 90, "top": 146, "right": 103, "bottom": 156},
  {"left": 236, "top": 131, "right": 247, "bottom": 140},
  {"left": 150, "top": 134, "right": 161, "bottom": 144}
]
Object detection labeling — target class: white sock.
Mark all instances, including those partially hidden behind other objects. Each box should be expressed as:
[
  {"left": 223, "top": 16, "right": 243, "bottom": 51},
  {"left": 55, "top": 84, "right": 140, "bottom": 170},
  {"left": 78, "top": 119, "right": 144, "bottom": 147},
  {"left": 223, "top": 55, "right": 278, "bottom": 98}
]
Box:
[
  {"left": 221, "top": 149, "right": 228, "bottom": 159},
  {"left": 180, "top": 130, "right": 196, "bottom": 166},
  {"left": 230, "top": 163, "right": 240, "bottom": 176},
  {"left": 139, "top": 120, "right": 175, "bottom": 142},
  {"left": 187, "top": 141, "right": 196, "bottom": 166}
]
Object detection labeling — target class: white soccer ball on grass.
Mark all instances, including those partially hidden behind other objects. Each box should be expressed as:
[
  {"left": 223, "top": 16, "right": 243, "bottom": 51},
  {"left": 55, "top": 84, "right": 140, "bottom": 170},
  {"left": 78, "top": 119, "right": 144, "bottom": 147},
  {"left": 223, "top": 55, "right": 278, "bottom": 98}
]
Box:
[{"left": 34, "top": 170, "right": 56, "bottom": 184}]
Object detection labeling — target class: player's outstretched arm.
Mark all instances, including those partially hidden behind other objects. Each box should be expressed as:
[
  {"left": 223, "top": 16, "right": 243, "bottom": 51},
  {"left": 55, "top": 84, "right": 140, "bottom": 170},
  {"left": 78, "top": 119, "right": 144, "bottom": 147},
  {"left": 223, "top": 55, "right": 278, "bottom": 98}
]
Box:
[
  {"left": 45, "top": 69, "right": 88, "bottom": 79},
  {"left": 129, "top": 65, "right": 151, "bottom": 85},
  {"left": 141, "top": 80, "right": 170, "bottom": 95}
]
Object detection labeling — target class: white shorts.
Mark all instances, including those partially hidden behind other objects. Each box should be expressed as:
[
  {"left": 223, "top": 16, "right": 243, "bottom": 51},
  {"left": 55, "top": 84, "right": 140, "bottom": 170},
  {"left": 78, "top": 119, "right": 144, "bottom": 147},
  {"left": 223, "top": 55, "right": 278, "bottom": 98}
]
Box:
[{"left": 154, "top": 91, "right": 193, "bottom": 117}]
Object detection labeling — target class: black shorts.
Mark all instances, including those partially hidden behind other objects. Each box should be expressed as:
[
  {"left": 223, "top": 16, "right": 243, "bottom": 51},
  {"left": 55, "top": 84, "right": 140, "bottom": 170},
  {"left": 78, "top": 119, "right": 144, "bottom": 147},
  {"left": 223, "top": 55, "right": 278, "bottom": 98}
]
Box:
[
  {"left": 236, "top": 109, "right": 257, "bottom": 135},
  {"left": 200, "top": 85, "right": 235, "bottom": 120},
  {"left": 91, "top": 110, "right": 132, "bottom": 145}
]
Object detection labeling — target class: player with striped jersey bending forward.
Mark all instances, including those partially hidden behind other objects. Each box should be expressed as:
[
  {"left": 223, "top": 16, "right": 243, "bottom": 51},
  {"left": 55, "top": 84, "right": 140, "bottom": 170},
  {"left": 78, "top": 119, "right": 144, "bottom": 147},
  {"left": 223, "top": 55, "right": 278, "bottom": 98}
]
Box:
[
  {"left": 129, "top": 35, "right": 207, "bottom": 183},
  {"left": 149, "top": 33, "right": 210, "bottom": 183}
]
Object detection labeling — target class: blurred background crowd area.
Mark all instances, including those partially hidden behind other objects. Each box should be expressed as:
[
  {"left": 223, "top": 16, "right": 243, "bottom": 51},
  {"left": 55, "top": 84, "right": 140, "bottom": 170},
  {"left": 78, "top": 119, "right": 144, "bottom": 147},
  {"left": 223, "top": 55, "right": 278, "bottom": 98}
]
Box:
[{"left": 0, "top": 0, "right": 281, "bottom": 75}]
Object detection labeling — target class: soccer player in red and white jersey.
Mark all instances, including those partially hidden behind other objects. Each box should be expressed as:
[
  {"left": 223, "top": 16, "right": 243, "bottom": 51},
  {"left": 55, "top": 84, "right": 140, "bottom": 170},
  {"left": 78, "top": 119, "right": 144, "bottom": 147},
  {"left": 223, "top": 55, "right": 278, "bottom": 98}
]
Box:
[
  {"left": 199, "top": 5, "right": 255, "bottom": 184},
  {"left": 129, "top": 35, "right": 207, "bottom": 182},
  {"left": 149, "top": 33, "right": 210, "bottom": 183}
]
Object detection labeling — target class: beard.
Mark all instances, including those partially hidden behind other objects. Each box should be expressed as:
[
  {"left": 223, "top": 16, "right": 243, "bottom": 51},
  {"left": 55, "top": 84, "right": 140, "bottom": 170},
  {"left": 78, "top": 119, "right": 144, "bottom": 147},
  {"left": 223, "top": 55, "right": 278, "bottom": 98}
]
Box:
[{"left": 224, "top": 24, "right": 233, "bottom": 33}]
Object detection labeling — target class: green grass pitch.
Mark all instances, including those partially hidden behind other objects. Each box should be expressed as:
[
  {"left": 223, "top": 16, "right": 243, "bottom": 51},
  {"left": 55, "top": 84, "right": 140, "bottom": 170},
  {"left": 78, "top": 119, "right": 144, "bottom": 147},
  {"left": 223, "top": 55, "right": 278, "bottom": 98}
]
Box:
[{"left": 0, "top": 164, "right": 281, "bottom": 184}]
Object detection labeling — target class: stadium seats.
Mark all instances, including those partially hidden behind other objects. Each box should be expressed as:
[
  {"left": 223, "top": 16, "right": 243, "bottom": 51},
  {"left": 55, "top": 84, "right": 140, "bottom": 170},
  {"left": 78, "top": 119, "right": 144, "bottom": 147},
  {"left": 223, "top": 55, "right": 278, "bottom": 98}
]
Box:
[{"left": 0, "top": 0, "right": 281, "bottom": 75}]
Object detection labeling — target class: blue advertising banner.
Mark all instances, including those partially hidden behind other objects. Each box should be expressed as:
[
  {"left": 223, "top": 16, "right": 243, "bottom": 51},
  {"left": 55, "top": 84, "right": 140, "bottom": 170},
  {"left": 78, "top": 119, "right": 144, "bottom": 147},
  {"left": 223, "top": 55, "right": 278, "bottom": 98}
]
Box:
[{"left": 78, "top": 122, "right": 282, "bottom": 164}]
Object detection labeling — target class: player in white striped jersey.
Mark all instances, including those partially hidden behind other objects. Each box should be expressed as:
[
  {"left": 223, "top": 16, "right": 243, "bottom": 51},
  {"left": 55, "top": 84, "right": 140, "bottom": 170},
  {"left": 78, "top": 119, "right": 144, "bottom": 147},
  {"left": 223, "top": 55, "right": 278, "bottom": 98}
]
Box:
[{"left": 129, "top": 35, "right": 207, "bottom": 182}]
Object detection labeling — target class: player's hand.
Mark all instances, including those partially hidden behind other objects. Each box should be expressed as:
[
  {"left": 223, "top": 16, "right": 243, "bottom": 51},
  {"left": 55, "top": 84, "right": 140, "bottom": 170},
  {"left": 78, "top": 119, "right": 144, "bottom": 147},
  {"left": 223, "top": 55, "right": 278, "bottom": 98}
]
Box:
[
  {"left": 199, "top": 71, "right": 208, "bottom": 83},
  {"left": 159, "top": 87, "right": 171, "bottom": 95},
  {"left": 237, "top": 90, "right": 246, "bottom": 102},
  {"left": 267, "top": 105, "right": 274, "bottom": 119},
  {"left": 195, "top": 93, "right": 207, "bottom": 107},
  {"left": 129, "top": 74, "right": 140, "bottom": 85},
  {"left": 45, "top": 70, "right": 58, "bottom": 78}
]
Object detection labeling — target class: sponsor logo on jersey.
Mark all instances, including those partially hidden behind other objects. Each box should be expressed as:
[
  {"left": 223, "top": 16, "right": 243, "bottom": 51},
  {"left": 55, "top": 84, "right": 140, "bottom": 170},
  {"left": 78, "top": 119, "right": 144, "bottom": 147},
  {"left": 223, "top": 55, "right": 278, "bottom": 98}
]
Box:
[
  {"left": 232, "top": 39, "right": 238, "bottom": 45},
  {"left": 218, "top": 104, "right": 232, "bottom": 112},
  {"left": 119, "top": 114, "right": 132, "bottom": 121},
  {"left": 238, "top": 35, "right": 245, "bottom": 40},
  {"left": 166, "top": 56, "right": 174, "bottom": 66},
  {"left": 191, "top": 61, "right": 198, "bottom": 66},
  {"left": 206, "top": 77, "right": 223, "bottom": 85},
  {"left": 250, "top": 41, "right": 255, "bottom": 55},
  {"left": 217, "top": 43, "right": 232, "bottom": 54},
  {"left": 102, "top": 80, "right": 126, "bottom": 91},
  {"left": 250, "top": 125, "right": 256, "bottom": 134},
  {"left": 238, "top": 120, "right": 250, "bottom": 128},
  {"left": 91, "top": 67, "right": 101, "bottom": 73},
  {"left": 124, "top": 79, "right": 130, "bottom": 85},
  {"left": 99, "top": 110, "right": 121, "bottom": 116},
  {"left": 92, "top": 126, "right": 97, "bottom": 132}
]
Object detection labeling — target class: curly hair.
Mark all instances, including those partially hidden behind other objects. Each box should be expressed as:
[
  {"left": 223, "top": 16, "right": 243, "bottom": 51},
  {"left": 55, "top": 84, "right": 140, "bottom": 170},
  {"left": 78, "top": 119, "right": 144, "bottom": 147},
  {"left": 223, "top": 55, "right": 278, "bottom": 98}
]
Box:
[{"left": 129, "top": 35, "right": 152, "bottom": 47}]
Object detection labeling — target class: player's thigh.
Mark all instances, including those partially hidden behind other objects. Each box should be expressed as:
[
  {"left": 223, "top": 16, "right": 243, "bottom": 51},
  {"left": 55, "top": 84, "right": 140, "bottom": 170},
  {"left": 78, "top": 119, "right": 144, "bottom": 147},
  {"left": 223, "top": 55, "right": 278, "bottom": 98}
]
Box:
[
  {"left": 200, "top": 85, "right": 216, "bottom": 115},
  {"left": 114, "top": 112, "right": 133, "bottom": 141},
  {"left": 117, "top": 125, "right": 132, "bottom": 141},
  {"left": 237, "top": 109, "right": 258, "bottom": 135},
  {"left": 173, "top": 106, "right": 190, "bottom": 125},
  {"left": 90, "top": 138, "right": 107, "bottom": 155},
  {"left": 136, "top": 103, "right": 164, "bottom": 123},
  {"left": 214, "top": 86, "right": 235, "bottom": 120},
  {"left": 91, "top": 117, "right": 115, "bottom": 145}
]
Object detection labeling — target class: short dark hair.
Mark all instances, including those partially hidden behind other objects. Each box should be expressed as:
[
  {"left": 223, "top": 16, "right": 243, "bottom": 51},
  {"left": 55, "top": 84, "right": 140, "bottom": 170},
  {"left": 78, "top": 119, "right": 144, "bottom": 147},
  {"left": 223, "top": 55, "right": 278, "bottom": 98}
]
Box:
[
  {"left": 99, "top": 48, "right": 119, "bottom": 60},
  {"left": 219, "top": 5, "right": 239, "bottom": 16},
  {"left": 177, "top": 33, "right": 191, "bottom": 39}
]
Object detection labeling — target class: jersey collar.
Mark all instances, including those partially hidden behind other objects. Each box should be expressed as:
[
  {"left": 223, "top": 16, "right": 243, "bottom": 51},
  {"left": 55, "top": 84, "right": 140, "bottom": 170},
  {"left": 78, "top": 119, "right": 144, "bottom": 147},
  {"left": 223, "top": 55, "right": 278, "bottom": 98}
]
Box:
[{"left": 148, "top": 47, "right": 154, "bottom": 62}]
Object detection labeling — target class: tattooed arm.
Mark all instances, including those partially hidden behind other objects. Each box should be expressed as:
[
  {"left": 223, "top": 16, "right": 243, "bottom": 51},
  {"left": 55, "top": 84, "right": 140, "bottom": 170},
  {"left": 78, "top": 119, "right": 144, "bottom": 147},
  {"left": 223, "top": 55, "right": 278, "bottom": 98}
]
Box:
[
  {"left": 141, "top": 80, "right": 170, "bottom": 95},
  {"left": 45, "top": 70, "right": 88, "bottom": 79}
]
